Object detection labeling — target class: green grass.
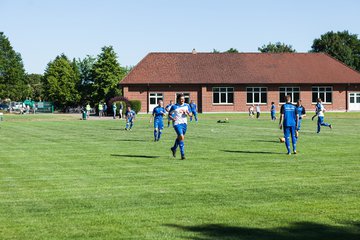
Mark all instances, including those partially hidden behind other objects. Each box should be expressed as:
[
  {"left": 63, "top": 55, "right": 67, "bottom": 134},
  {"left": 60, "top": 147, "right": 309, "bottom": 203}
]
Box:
[{"left": 0, "top": 113, "right": 359, "bottom": 239}]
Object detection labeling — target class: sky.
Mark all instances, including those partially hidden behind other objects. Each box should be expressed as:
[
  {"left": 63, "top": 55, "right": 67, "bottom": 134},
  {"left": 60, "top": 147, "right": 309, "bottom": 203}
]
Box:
[{"left": 1, "top": 0, "right": 360, "bottom": 74}]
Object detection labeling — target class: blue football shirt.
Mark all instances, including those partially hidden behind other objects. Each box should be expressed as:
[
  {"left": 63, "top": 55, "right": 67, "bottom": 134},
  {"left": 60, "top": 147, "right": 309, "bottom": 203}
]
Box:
[
  {"left": 152, "top": 106, "right": 166, "bottom": 121},
  {"left": 280, "top": 103, "right": 298, "bottom": 127}
]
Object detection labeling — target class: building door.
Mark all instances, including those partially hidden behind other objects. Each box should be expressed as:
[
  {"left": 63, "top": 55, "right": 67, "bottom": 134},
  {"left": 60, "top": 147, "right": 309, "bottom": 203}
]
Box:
[
  {"left": 149, "top": 93, "right": 163, "bottom": 112},
  {"left": 349, "top": 92, "right": 360, "bottom": 111}
]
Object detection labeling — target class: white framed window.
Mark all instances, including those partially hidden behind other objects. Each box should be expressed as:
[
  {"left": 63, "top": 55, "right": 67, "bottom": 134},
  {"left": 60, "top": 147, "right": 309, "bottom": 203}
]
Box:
[
  {"left": 279, "top": 87, "right": 300, "bottom": 103},
  {"left": 213, "top": 87, "right": 234, "bottom": 104},
  {"left": 175, "top": 93, "right": 190, "bottom": 103},
  {"left": 246, "top": 87, "right": 267, "bottom": 104},
  {"left": 312, "top": 86, "right": 332, "bottom": 104},
  {"left": 149, "top": 92, "right": 163, "bottom": 105},
  {"left": 149, "top": 93, "right": 163, "bottom": 112}
]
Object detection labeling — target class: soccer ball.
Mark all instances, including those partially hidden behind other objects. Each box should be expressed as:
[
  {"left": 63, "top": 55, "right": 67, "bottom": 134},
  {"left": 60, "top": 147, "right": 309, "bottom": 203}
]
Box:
[
  {"left": 279, "top": 137, "right": 285, "bottom": 143},
  {"left": 225, "top": 118, "right": 229, "bottom": 121}
]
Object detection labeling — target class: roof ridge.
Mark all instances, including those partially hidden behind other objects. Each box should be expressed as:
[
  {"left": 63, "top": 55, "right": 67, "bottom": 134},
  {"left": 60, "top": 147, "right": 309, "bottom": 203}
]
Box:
[
  {"left": 147, "top": 52, "right": 322, "bottom": 55},
  {"left": 320, "top": 52, "right": 360, "bottom": 75}
]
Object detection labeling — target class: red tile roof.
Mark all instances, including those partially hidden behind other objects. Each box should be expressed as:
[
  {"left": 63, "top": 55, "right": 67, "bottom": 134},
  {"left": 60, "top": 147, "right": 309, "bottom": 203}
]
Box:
[{"left": 121, "top": 52, "right": 360, "bottom": 85}]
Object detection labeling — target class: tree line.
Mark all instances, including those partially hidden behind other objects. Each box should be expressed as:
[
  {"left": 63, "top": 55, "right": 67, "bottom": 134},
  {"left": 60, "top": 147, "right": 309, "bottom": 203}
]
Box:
[{"left": 1, "top": 30, "right": 360, "bottom": 110}]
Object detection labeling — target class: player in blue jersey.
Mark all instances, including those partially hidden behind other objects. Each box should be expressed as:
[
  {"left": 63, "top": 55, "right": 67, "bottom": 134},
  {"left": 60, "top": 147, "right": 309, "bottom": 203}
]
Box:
[
  {"left": 313, "top": 98, "right": 332, "bottom": 133},
  {"left": 125, "top": 106, "right": 136, "bottom": 130},
  {"left": 270, "top": 102, "right": 276, "bottom": 121},
  {"left": 279, "top": 95, "right": 299, "bottom": 155},
  {"left": 165, "top": 100, "right": 174, "bottom": 127},
  {"left": 189, "top": 100, "right": 198, "bottom": 122},
  {"left": 295, "top": 100, "right": 306, "bottom": 137},
  {"left": 169, "top": 93, "right": 192, "bottom": 160},
  {"left": 150, "top": 100, "right": 167, "bottom": 141}
]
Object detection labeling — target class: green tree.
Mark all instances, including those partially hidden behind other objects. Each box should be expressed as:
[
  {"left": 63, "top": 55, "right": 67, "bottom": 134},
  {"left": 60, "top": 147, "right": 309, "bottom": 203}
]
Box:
[
  {"left": 258, "top": 42, "right": 296, "bottom": 53},
  {"left": 43, "top": 54, "right": 80, "bottom": 109},
  {"left": 311, "top": 30, "right": 360, "bottom": 71},
  {"left": 76, "top": 55, "right": 96, "bottom": 104},
  {"left": 212, "top": 49, "right": 221, "bottom": 53},
  {"left": 25, "top": 73, "right": 43, "bottom": 101},
  {"left": 225, "top": 48, "right": 239, "bottom": 53},
  {"left": 0, "top": 32, "right": 27, "bottom": 101},
  {"left": 91, "top": 46, "right": 126, "bottom": 103}
]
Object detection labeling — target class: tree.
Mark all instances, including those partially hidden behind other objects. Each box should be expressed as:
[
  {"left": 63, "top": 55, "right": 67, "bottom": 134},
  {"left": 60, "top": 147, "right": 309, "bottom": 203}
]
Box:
[
  {"left": 91, "top": 46, "right": 127, "bottom": 103},
  {"left": 212, "top": 49, "right": 221, "bottom": 53},
  {"left": 0, "top": 32, "right": 27, "bottom": 101},
  {"left": 311, "top": 31, "right": 360, "bottom": 71},
  {"left": 76, "top": 55, "right": 96, "bottom": 104},
  {"left": 42, "top": 54, "right": 80, "bottom": 109},
  {"left": 225, "top": 48, "right": 239, "bottom": 53},
  {"left": 258, "top": 42, "right": 296, "bottom": 53},
  {"left": 25, "top": 73, "right": 43, "bottom": 101}
]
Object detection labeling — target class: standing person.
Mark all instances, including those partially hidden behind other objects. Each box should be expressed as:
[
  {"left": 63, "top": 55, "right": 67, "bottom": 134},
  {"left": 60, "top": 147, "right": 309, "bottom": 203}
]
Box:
[
  {"left": 86, "top": 103, "right": 91, "bottom": 118},
  {"left": 296, "top": 100, "right": 306, "bottom": 137},
  {"left": 256, "top": 104, "right": 261, "bottom": 119},
  {"left": 165, "top": 100, "right": 174, "bottom": 127},
  {"left": 103, "top": 103, "right": 108, "bottom": 116},
  {"left": 125, "top": 106, "right": 136, "bottom": 130},
  {"left": 279, "top": 95, "right": 299, "bottom": 155},
  {"left": 270, "top": 102, "right": 276, "bottom": 121},
  {"left": 150, "top": 100, "right": 167, "bottom": 141},
  {"left": 189, "top": 100, "right": 198, "bottom": 122},
  {"left": 169, "top": 94, "right": 192, "bottom": 160},
  {"left": 248, "top": 105, "right": 255, "bottom": 118},
  {"left": 313, "top": 98, "right": 332, "bottom": 133},
  {"left": 112, "top": 102, "right": 117, "bottom": 119},
  {"left": 119, "top": 102, "right": 123, "bottom": 119},
  {"left": 98, "top": 102, "right": 103, "bottom": 117}
]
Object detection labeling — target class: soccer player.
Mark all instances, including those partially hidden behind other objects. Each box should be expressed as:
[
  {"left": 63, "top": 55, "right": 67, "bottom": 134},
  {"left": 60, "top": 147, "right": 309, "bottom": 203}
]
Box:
[
  {"left": 296, "top": 100, "right": 306, "bottom": 137},
  {"left": 270, "top": 102, "right": 276, "bottom": 121},
  {"left": 313, "top": 98, "right": 332, "bottom": 133},
  {"left": 125, "top": 106, "right": 136, "bottom": 130},
  {"left": 150, "top": 100, "right": 167, "bottom": 141},
  {"left": 169, "top": 93, "right": 192, "bottom": 160},
  {"left": 165, "top": 100, "right": 174, "bottom": 127},
  {"left": 189, "top": 100, "right": 198, "bottom": 122},
  {"left": 112, "top": 102, "right": 117, "bottom": 119},
  {"left": 279, "top": 95, "right": 299, "bottom": 155},
  {"left": 249, "top": 105, "right": 255, "bottom": 118},
  {"left": 256, "top": 104, "right": 261, "bottom": 119}
]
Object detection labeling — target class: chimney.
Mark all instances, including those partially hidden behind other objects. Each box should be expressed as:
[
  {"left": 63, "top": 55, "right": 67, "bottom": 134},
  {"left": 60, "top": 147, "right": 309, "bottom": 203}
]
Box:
[{"left": 192, "top": 48, "right": 197, "bottom": 54}]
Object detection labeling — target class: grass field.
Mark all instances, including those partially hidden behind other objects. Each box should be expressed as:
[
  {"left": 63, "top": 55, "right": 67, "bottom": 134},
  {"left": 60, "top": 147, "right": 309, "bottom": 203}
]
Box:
[{"left": 0, "top": 113, "right": 359, "bottom": 240}]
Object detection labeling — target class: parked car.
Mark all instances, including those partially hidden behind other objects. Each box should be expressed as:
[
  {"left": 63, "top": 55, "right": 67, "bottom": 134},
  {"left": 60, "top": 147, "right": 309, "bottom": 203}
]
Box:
[{"left": 0, "top": 103, "right": 9, "bottom": 111}]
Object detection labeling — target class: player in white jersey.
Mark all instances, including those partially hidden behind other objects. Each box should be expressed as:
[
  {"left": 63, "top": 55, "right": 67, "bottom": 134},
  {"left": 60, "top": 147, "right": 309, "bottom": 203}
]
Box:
[
  {"left": 169, "top": 94, "right": 192, "bottom": 160},
  {"left": 313, "top": 98, "right": 332, "bottom": 133}
]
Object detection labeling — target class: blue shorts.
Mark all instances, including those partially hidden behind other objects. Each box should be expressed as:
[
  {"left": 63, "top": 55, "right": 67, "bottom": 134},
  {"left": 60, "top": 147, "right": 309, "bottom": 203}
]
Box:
[
  {"left": 154, "top": 120, "right": 164, "bottom": 130},
  {"left": 283, "top": 125, "right": 296, "bottom": 138},
  {"left": 174, "top": 123, "right": 187, "bottom": 136}
]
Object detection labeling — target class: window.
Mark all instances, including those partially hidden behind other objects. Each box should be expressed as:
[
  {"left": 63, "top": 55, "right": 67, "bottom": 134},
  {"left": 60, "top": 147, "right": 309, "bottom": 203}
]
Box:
[
  {"left": 312, "top": 86, "right": 332, "bottom": 103},
  {"left": 279, "top": 87, "right": 300, "bottom": 103},
  {"left": 213, "top": 87, "right": 234, "bottom": 104},
  {"left": 176, "top": 93, "right": 190, "bottom": 103},
  {"left": 149, "top": 93, "right": 163, "bottom": 105},
  {"left": 246, "top": 87, "right": 267, "bottom": 104}
]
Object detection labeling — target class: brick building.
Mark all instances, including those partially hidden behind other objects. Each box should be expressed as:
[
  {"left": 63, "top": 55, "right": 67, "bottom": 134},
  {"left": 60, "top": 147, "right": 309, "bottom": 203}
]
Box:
[{"left": 120, "top": 52, "right": 360, "bottom": 113}]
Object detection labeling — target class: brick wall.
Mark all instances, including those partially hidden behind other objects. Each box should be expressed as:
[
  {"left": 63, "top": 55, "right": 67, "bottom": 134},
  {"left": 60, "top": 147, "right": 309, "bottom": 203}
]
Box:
[{"left": 123, "top": 83, "right": 356, "bottom": 113}]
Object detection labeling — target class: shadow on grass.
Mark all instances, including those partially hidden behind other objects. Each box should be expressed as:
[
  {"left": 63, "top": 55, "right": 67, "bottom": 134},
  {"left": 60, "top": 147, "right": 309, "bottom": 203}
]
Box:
[
  {"left": 116, "top": 139, "right": 144, "bottom": 142},
  {"left": 165, "top": 222, "right": 360, "bottom": 240},
  {"left": 110, "top": 154, "right": 160, "bottom": 159},
  {"left": 251, "top": 140, "right": 279, "bottom": 143},
  {"left": 221, "top": 150, "right": 283, "bottom": 155}
]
